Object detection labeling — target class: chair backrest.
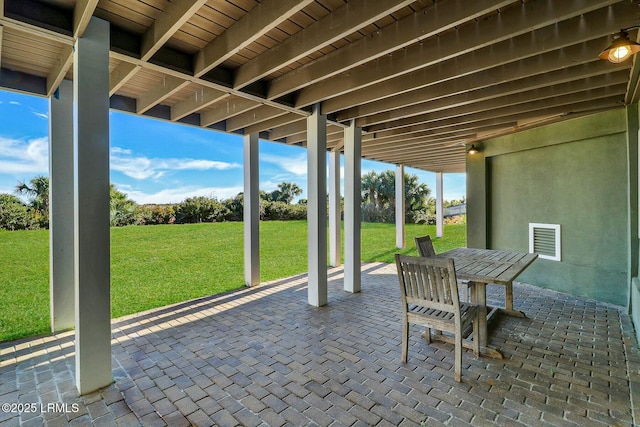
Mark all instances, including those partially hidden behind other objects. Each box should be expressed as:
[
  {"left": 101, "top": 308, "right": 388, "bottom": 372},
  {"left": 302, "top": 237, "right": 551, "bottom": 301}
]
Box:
[
  {"left": 414, "top": 235, "right": 436, "bottom": 257},
  {"left": 395, "top": 254, "right": 461, "bottom": 315}
]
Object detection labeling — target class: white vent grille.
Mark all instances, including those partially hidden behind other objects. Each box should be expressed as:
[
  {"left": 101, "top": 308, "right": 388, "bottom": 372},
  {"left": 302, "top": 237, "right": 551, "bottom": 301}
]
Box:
[{"left": 529, "top": 223, "right": 561, "bottom": 261}]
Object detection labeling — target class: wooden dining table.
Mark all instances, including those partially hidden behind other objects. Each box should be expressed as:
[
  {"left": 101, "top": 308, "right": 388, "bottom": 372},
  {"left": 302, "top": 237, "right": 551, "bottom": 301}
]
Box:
[{"left": 433, "top": 248, "right": 538, "bottom": 358}]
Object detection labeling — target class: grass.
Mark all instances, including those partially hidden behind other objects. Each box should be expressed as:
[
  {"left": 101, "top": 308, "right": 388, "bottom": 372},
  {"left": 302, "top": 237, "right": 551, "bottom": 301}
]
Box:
[{"left": 0, "top": 221, "right": 465, "bottom": 342}]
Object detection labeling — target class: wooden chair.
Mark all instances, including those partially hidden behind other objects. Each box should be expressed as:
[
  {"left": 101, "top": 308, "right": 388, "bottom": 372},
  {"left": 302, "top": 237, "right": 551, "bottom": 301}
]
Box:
[
  {"left": 415, "top": 234, "right": 471, "bottom": 302},
  {"left": 414, "top": 235, "right": 436, "bottom": 257},
  {"left": 395, "top": 254, "right": 480, "bottom": 382}
]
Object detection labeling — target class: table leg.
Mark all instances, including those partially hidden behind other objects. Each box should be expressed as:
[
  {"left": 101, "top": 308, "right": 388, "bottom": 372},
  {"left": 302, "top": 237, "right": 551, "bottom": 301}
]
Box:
[
  {"left": 472, "top": 281, "right": 503, "bottom": 359},
  {"left": 471, "top": 281, "right": 487, "bottom": 349}
]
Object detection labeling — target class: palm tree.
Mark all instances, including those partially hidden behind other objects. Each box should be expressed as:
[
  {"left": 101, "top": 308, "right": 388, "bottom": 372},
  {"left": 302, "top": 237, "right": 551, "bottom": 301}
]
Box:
[
  {"left": 15, "top": 175, "right": 49, "bottom": 226},
  {"left": 275, "top": 181, "right": 303, "bottom": 204}
]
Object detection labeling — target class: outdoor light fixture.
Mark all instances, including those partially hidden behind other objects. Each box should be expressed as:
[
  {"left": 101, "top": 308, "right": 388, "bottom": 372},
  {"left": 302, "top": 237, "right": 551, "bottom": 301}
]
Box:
[
  {"left": 600, "top": 29, "right": 640, "bottom": 63},
  {"left": 467, "top": 144, "right": 479, "bottom": 155}
]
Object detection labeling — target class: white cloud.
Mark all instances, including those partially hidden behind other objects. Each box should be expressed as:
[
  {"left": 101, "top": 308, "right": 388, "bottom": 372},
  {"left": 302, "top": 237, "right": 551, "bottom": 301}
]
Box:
[
  {"left": 110, "top": 147, "right": 241, "bottom": 180},
  {"left": 261, "top": 153, "right": 307, "bottom": 176},
  {"left": 122, "top": 185, "right": 244, "bottom": 204},
  {"left": 0, "top": 136, "right": 49, "bottom": 174},
  {"left": 9, "top": 101, "right": 20, "bottom": 105},
  {"left": 32, "top": 112, "right": 48, "bottom": 120}
]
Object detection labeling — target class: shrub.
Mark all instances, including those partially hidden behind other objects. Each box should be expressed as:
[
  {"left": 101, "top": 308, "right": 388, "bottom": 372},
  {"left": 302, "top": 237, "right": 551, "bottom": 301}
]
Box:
[
  {"left": 261, "top": 201, "right": 307, "bottom": 220},
  {"left": 137, "top": 205, "right": 176, "bottom": 225},
  {"left": 175, "top": 196, "right": 229, "bottom": 223},
  {"left": 0, "top": 194, "right": 32, "bottom": 231}
]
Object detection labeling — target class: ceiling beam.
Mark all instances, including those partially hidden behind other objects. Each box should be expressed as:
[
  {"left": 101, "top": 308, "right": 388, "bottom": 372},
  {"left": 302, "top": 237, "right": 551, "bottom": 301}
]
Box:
[
  {"left": 109, "top": 62, "right": 139, "bottom": 96},
  {"left": 171, "top": 87, "right": 229, "bottom": 121},
  {"left": 302, "top": 0, "right": 638, "bottom": 110},
  {"left": 225, "top": 105, "right": 288, "bottom": 132},
  {"left": 110, "top": 51, "right": 307, "bottom": 118},
  {"left": 245, "top": 112, "right": 302, "bottom": 135},
  {"left": 0, "top": 25, "right": 3, "bottom": 69},
  {"left": 200, "top": 97, "right": 261, "bottom": 127},
  {"left": 340, "top": 59, "right": 627, "bottom": 122},
  {"left": 285, "top": 126, "right": 344, "bottom": 145},
  {"left": 141, "top": 0, "right": 209, "bottom": 61},
  {"left": 46, "top": 44, "right": 73, "bottom": 96},
  {"left": 267, "top": 0, "right": 513, "bottom": 100},
  {"left": 359, "top": 72, "right": 629, "bottom": 129},
  {"left": 269, "top": 119, "right": 307, "bottom": 140},
  {"left": 323, "top": 36, "right": 624, "bottom": 115},
  {"left": 367, "top": 84, "right": 626, "bottom": 134},
  {"left": 194, "top": 0, "right": 313, "bottom": 78},
  {"left": 233, "top": 0, "right": 415, "bottom": 89},
  {"left": 137, "top": 76, "right": 190, "bottom": 114},
  {"left": 73, "top": 0, "right": 99, "bottom": 38}
]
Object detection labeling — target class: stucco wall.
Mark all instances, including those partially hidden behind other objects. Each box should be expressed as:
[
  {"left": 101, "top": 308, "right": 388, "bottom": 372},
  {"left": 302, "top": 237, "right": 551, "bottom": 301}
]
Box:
[{"left": 469, "top": 109, "right": 632, "bottom": 306}]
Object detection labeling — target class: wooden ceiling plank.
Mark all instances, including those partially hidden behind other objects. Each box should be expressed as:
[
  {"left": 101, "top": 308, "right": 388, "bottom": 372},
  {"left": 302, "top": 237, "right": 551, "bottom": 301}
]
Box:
[
  {"left": 358, "top": 71, "right": 630, "bottom": 129},
  {"left": 200, "top": 96, "right": 260, "bottom": 127},
  {"left": 141, "top": 0, "right": 209, "bottom": 61},
  {"left": 302, "top": 0, "right": 636, "bottom": 110},
  {"left": 370, "top": 93, "right": 624, "bottom": 142},
  {"left": 245, "top": 112, "right": 301, "bottom": 135},
  {"left": 367, "top": 83, "right": 627, "bottom": 134},
  {"left": 341, "top": 59, "right": 627, "bottom": 122},
  {"left": 267, "top": 0, "right": 513, "bottom": 100},
  {"left": 233, "top": 0, "right": 415, "bottom": 89},
  {"left": 194, "top": 0, "right": 314, "bottom": 77},
  {"left": 171, "top": 87, "right": 229, "bottom": 121},
  {"left": 225, "top": 105, "right": 287, "bottom": 132},
  {"left": 137, "top": 75, "right": 190, "bottom": 114},
  {"left": 46, "top": 44, "right": 73, "bottom": 96},
  {"left": 74, "top": 0, "right": 100, "bottom": 38},
  {"left": 109, "top": 61, "right": 140, "bottom": 96},
  {"left": 322, "top": 35, "right": 623, "bottom": 115}
]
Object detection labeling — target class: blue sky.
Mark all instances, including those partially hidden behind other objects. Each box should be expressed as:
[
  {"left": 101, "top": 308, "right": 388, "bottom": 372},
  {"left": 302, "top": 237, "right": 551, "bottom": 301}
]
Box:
[{"left": 0, "top": 88, "right": 465, "bottom": 204}]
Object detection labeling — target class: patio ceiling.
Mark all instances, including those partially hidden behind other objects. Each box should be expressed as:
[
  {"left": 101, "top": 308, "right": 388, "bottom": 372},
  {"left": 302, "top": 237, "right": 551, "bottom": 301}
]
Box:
[{"left": 1, "top": 0, "right": 639, "bottom": 173}]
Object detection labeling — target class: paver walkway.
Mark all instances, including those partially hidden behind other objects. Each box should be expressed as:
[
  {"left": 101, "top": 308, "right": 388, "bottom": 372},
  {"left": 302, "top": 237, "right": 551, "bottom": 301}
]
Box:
[{"left": 1, "top": 262, "right": 639, "bottom": 426}]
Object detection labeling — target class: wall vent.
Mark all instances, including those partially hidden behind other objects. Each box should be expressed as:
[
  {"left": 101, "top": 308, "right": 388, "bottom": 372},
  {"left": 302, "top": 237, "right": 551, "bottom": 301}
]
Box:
[{"left": 529, "top": 223, "right": 561, "bottom": 261}]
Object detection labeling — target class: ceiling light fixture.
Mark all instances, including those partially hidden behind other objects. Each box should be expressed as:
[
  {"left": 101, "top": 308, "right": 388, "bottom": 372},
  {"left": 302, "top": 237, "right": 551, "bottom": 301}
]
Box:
[
  {"left": 600, "top": 29, "right": 640, "bottom": 63},
  {"left": 467, "top": 144, "right": 479, "bottom": 155}
]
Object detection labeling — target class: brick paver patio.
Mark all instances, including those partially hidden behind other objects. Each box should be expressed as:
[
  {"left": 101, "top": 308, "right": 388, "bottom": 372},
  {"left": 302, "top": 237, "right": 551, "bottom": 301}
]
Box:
[{"left": 1, "top": 262, "right": 639, "bottom": 426}]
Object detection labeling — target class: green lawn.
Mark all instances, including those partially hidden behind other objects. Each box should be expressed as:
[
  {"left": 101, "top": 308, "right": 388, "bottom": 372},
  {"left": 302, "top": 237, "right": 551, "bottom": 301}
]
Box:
[{"left": 0, "top": 221, "right": 465, "bottom": 342}]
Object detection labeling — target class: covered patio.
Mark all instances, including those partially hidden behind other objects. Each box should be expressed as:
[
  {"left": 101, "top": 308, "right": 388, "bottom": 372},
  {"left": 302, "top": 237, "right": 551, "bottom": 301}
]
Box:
[
  {"left": 2, "top": 0, "right": 640, "bottom": 425},
  {"left": 1, "top": 264, "right": 639, "bottom": 426}
]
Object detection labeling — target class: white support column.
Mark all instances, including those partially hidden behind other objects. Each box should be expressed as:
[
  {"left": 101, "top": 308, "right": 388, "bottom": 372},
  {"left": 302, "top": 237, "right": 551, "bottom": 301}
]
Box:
[
  {"left": 329, "top": 150, "right": 341, "bottom": 267},
  {"left": 344, "top": 121, "right": 361, "bottom": 293},
  {"left": 73, "top": 17, "right": 111, "bottom": 395},
  {"left": 244, "top": 133, "right": 260, "bottom": 287},
  {"left": 436, "top": 171, "right": 444, "bottom": 238},
  {"left": 307, "top": 104, "right": 327, "bottom": 306},
  {"left": 49, "top": 79, "right": 75, "bottom": 332},
  {"left": 395, "top": 164, "right": 405, "bottom": 249}
]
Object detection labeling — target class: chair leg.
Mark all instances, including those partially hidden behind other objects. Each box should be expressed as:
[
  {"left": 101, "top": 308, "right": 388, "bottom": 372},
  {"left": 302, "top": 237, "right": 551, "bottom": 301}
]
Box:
[
  {"left": 421, "top": 327, "right": 431, "bottom": 343},
  {"left": 454, "top": 331, "right": 462, "bottom": 382},
  {"left": 401, "top": 321, "right": 409, "bottom": 363}
]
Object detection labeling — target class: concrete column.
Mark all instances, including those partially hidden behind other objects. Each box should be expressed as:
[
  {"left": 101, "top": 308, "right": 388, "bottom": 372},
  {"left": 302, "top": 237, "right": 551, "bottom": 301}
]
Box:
[
  {"left": 344, "top": 121, "right": 361, "bottom": 293},
  {"left": 49, "top": 79, "right": 74, "bottom": 332},
  {"left": 329, "top": 150, "right": 341, "bottom": 267},
  {"left": 395, "top": 164, "right": 405, "bottom": 249},
  {"left": 436, "top": 172, "right": 444, "bottom": 238},
  {"left": 244, "top": 133, "right": 260, "bottom": 287},
  {"left": 307, "top": 104, "right": 327, "bottom": 306},
  {"left": 73, "top": 17, "right": 111, "bottom": 395}
]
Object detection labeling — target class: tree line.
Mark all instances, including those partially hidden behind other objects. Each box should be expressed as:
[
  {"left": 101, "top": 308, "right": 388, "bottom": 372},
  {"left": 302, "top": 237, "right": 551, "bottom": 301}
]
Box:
[{"left": 0, "top": 170, "right": 460, "bottom": 231}]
